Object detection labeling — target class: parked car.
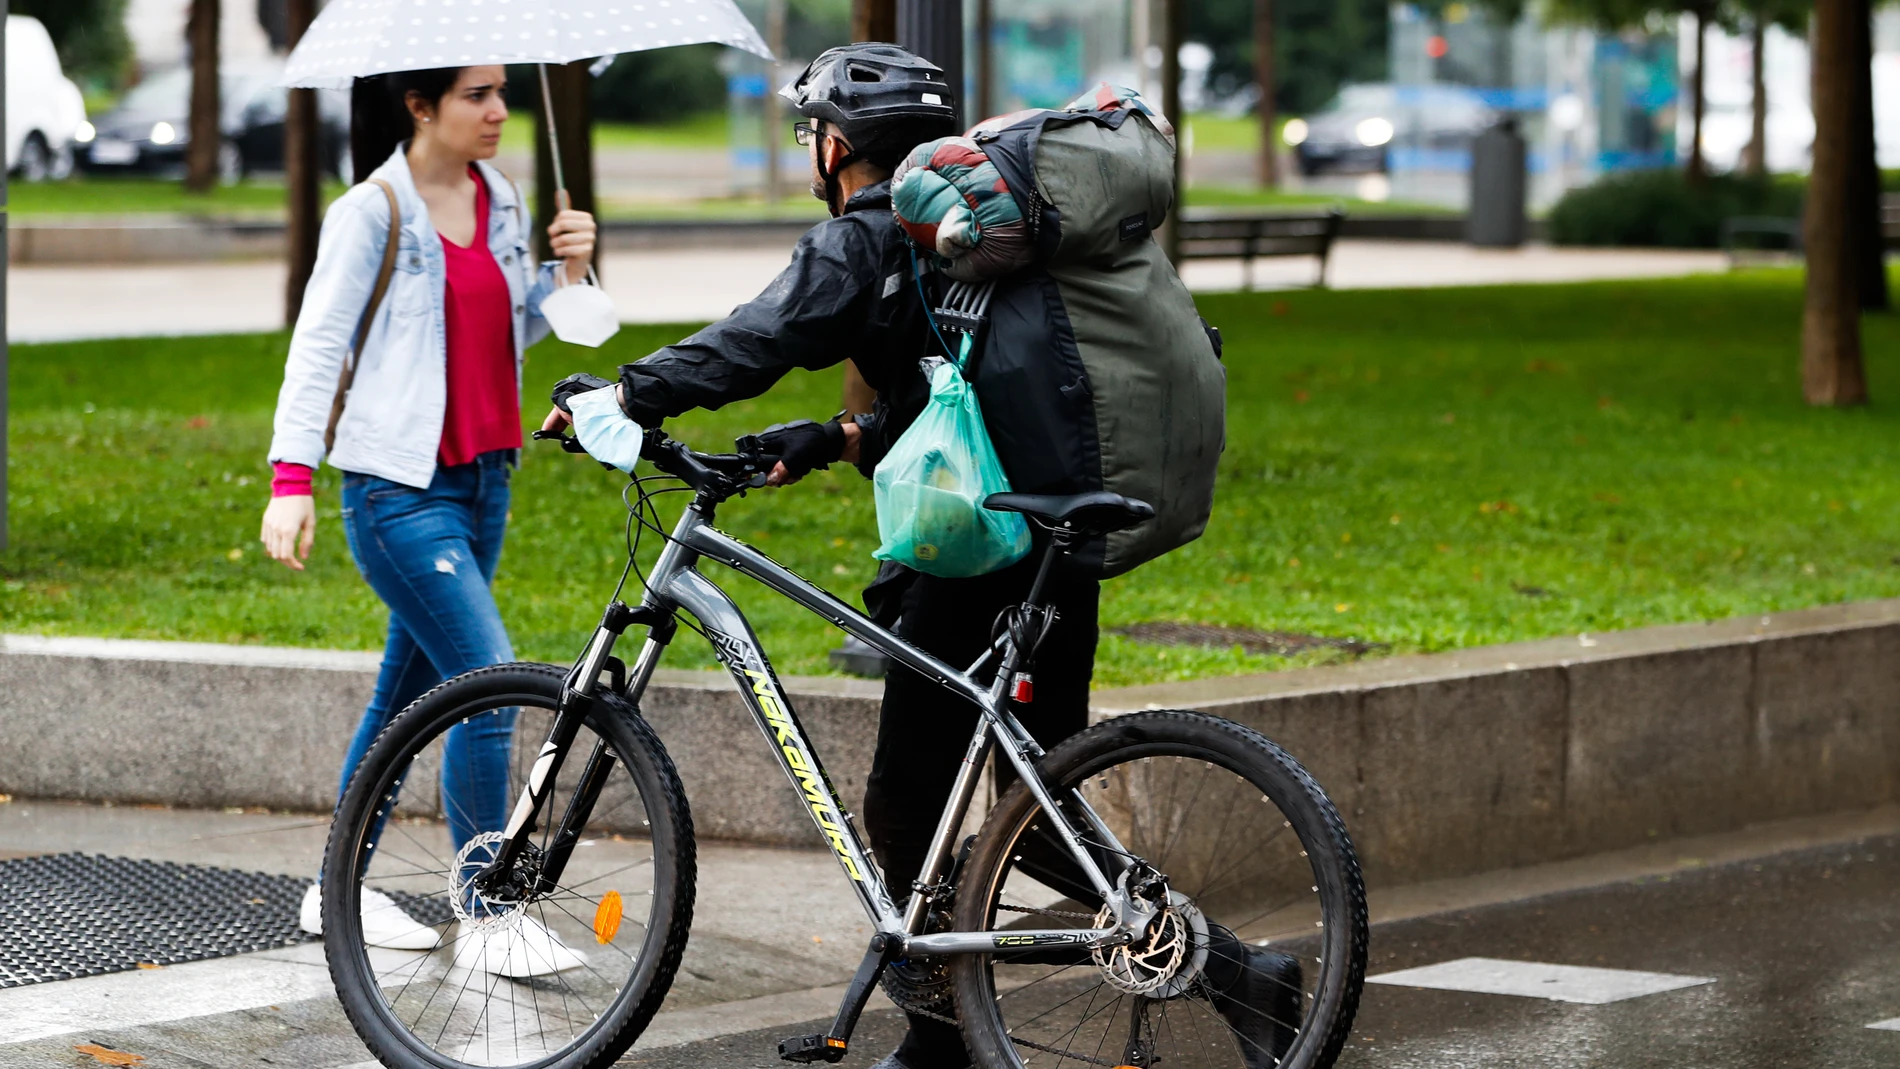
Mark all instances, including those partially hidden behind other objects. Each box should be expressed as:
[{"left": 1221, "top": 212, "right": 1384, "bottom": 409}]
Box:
[
  {"left": 76, "top": 59, "right": 348, "bottom": 181},
  {"left": 1288, "top": 83, "right": 1493, "bottom": 176},
  {"left": 6, "top": 15, "right": 88, "bottom": 181}
]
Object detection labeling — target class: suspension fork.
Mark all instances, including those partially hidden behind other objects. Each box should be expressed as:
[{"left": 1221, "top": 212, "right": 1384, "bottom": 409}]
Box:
[{"left": 476, "top": 601, "right": 671, "bottom": 895}]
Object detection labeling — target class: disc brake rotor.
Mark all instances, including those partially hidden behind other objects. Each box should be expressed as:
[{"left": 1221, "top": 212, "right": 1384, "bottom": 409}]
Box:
[
  {"left": 449, "top": 831, "right": 533, "bottom": 934},
  {"left": 1090, "top": 892, "right": 1208, "bottom": 999}
]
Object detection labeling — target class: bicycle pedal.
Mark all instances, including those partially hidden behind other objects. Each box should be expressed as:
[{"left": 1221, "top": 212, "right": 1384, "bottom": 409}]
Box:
[{"left": 777, "top": 1033, "right": 848, "bottom": 1063}]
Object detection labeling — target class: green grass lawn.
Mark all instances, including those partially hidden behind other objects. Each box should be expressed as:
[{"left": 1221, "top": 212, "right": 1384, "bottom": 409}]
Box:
[
  {"left": 1182, "top": 184, "right": 1457, "bottom": 217},
  {"left": 9, "top": 175, "right": 350, "bottom": 218},
  {"left": 498, "top": 113, "right": 740, "bottom": 156},
  {"left": 7, "top": 271, "right": 1900, "bottom": 686}
]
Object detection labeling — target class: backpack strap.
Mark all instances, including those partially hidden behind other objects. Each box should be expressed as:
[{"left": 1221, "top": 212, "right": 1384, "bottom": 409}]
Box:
[{"left": 325, "top": 178, "right": 401, "bottom": 453}]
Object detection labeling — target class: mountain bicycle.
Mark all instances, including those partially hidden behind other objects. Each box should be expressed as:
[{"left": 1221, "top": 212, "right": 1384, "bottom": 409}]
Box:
[{"left": 322, "top": 425, "right": 1367, "bottom": 1069}]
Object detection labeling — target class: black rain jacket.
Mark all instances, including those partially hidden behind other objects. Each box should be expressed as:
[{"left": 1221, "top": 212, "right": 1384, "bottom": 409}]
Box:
[{"left": 614, "top": 181, "right": 933, "bottom": 478}]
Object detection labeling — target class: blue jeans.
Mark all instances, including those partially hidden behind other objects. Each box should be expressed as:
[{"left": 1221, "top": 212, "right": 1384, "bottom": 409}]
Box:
[{"left": 339, "top": 450, "right": 517, "bottom": 857}]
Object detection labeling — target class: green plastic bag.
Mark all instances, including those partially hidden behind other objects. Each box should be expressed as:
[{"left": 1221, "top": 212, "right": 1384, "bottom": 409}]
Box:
[{"left": 873, "top": 346, "right": 1032, "bottom": 579}]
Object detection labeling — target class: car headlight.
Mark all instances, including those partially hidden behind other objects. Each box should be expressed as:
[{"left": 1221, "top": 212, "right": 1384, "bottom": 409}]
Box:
[
  {"left": 151, "top": 121, "right": 177, "bottom": 145},
  {"left": 1282, "top": 118, "right": 1309, "bottom": 146},
  {"left": 75, "top": 121, "right": 96, "bottom": 144},
  {"left": 1354, "top": 117, "right": 1394, "bottom": 147}
]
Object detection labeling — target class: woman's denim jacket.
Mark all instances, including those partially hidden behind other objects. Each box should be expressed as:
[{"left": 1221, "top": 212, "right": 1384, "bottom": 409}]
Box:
[{"left": 267, "top": 145, "right": 559, "bottom": 488}]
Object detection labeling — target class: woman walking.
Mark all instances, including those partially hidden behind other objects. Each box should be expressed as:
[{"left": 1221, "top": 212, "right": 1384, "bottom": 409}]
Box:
[{"left": 260, "top": 65, "right": 596, "bottom": 976}]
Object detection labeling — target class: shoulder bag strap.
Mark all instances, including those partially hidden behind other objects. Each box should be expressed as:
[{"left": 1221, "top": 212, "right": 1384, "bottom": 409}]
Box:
[{"left": 324, "top": 177, "right": 402, "bottom": 453}]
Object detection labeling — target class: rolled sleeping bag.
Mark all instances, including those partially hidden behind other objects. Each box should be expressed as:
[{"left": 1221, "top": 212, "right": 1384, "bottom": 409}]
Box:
[{"left": 890, "top": 136, "right": 1034, "bottom": 282}]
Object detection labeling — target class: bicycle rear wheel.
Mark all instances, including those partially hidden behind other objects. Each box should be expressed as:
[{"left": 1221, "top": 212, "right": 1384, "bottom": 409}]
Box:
[
  {"left": 323, "top": 662, "right": 695, "bottom": 1069},
  {"left": 951, "top": 710, "right": 1366, "bottom": 1069}
]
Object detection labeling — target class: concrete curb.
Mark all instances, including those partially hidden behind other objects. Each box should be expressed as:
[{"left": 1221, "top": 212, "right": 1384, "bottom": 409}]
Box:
[{"left": 3, "top": 599, "right": 1896, "bottom": 885}]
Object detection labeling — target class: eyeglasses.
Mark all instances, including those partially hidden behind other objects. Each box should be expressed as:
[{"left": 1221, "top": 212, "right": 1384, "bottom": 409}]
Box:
[{"left": 793, "top": 121, "right": 850, "bottom": 150}]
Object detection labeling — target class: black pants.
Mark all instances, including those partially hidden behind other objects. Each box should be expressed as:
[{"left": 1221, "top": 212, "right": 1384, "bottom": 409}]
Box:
[{"left": 861, "top": 554, "right": 1100, "bottom": 1068}]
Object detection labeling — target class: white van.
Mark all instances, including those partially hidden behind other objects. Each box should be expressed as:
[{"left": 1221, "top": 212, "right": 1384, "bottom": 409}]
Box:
[{"left": 7, "top": 15, "right": 89, "bottom": 181}]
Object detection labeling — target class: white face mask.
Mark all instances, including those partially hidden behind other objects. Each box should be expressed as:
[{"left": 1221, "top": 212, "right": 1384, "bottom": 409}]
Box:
[{"left": 539, "top": 267, "right": 620, "bottom": 348}]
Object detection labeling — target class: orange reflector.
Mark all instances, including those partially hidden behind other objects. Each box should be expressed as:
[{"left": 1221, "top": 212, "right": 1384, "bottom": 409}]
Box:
[
  {"left": 593, "top": 890, "right": 624, "bottom": 944},
  {"left": 826, "top": 1038, "right": 847, "bottom": 1049}
]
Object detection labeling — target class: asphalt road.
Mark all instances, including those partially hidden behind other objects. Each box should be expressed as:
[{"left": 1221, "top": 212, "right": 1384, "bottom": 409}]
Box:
[
  {"left": 618, "top": 834, "right": 1900, "bottom": 1069},
  {"left": 4, "top": 832, "right": 1895, "bottom": 1068}
]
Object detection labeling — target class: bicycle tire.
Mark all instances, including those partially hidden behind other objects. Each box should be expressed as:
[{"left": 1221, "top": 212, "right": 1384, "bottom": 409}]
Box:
[
  {"left": 324, "top": 662, "right": 696, "bottom": 1069},
  {"left": 951, "top": 709, "right": 1367, "bottom": 1069}
]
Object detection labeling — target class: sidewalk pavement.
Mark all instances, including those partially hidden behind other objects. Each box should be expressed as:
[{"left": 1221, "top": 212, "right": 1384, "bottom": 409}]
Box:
[
  {"left": 0, "top": 796, "right": 890, "bottom": 1063},
  {"left": 4, "top": 793, "right": 1896, "bottom": 1067},
  {"left": 8, "top": 241, "right": 1730, "bottom": 344}
]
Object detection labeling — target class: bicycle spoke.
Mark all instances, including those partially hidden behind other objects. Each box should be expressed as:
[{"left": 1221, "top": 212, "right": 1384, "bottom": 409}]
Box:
[{"left": 332, "top": 675, "right": 683, "bottom": 1068}]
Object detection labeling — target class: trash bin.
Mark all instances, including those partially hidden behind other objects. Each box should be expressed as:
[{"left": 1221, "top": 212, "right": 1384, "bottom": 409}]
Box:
[{"left": 1467, "top": 116, "right": 1527, "bottom": 248}]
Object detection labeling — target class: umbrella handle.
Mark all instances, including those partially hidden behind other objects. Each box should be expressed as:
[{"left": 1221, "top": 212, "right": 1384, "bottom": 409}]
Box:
[{"left": 539, "top": 63, "right": 568, "bottom": 195}]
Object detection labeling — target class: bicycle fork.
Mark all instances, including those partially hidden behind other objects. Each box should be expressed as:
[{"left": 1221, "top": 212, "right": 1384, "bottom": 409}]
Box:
[{"left": 474, "top": 601, "right": 670, "bottom": 901}]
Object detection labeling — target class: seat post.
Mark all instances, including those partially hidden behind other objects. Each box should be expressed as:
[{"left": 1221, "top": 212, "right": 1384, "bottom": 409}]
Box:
[{"left": 1021, "top": 533, "right": 1066, "bottom": 609}]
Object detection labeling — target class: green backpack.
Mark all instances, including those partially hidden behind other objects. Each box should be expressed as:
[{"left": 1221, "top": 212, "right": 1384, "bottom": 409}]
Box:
[{"left": 897, "top": 87, "right": 1227, "bottom": 578}]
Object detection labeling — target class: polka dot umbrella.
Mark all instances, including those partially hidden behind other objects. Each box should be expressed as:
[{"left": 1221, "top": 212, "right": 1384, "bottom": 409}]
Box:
[
  {"left": 281, "top": 0, "right": 773, "bottom": 198},
  {"left": 281, "top": 0, "right": 771, "bottom": 90}
]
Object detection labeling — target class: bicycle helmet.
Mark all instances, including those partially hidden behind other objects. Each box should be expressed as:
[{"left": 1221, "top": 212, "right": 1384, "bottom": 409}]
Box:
[{"left": 780, "top": 43, "right": 958, "bottom": 214}]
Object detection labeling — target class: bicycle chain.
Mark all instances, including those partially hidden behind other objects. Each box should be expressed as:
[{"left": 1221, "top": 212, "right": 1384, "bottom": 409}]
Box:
[
  {"left": 993, "top": 902, "right": 1100, "bottom": 921},
  {"left": 900, "top": 904, "right": 1121, "bottom": 1068}
]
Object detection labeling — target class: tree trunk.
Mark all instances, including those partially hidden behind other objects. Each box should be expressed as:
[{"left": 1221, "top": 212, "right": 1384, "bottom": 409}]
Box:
[
  {"left": 852, "top": 0, "right": 896, "bottom": 42},
  {"left": 1743, "top": 13, "right": 1766, "bottom": 176},
  {"left": 1803, "top": 0, "right": 1867, "bottom": 405},
  {"left": 1847, "top": 0, "right": 1888, "bottom": 310},
  {"left": 283, "top": 0, "right": 320, "bottom": 327},
  {"left": 898, "top": 0, "right": 964, "bottom": 126},
  {"left": 1686, "top": 6, "right": 1707, "bottom": 184},
  {"left": 764, "top": 0, "right": 786, "bottom": 203},
  {"left": 1161, "top": 0, "right": 1183, "bottom": 262},
  {"left": 533, "top": 61, "right": 597, "bottom": 271},
  {"left": 1253, "top": 0, "right": 1277, "bottom": 187},
  {"left": 184, "top": 0, "right": 221, "bottom": 193},
  {"left": 975, "top": 0, "right": 994, "bottom": 121}
]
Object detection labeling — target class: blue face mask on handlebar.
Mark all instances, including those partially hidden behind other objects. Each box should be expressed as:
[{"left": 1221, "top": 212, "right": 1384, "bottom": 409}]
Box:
[{"left": 568, "top": 385, "right": 646, "bottom": 473}]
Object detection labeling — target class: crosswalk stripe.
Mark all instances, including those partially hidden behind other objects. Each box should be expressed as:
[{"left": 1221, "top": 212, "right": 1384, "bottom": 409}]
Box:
[
  {"left": 0, "top": 943, "right": 332, "bottom": 1044},
  {"left": 1367, "top": 957, "right": 1716, "bottom": 1005},
  {"left": 1868, "top": 1018, "right": 1900, "bottom": 1031}
]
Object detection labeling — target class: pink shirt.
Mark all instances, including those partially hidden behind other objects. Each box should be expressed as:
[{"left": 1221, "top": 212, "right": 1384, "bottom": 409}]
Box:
[{"left": 274, "top": 167, "right": 520, "bottom": 497}]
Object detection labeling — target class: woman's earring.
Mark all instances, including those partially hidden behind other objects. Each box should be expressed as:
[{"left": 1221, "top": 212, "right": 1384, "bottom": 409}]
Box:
[{"left": 422, "top": 117, "right": 431, "bottom": 123}]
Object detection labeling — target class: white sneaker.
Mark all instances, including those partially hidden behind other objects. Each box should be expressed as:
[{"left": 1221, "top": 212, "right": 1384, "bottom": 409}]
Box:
[
  {"left": 453, "top": 914, "right": 588, "bottom": 978},
  {"left": 299, "top": 883, "right": 445, "bottom": 951}
]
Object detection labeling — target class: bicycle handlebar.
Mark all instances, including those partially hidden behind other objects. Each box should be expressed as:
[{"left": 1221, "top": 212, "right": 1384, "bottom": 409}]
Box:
[{"left": 530, "top": 426, "right": 781, "bottom": 497}]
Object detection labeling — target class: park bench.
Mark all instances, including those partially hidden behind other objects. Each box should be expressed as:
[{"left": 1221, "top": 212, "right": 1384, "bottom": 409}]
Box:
[
  {"left": 1176, "top": 208, "right": 1345, "bottom": 290},
  {"left": 1720, "top": 215, "right": 1802, "bottom": 265}
]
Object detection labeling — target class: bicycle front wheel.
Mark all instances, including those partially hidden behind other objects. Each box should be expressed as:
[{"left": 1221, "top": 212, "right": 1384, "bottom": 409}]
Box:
[
  {"left": 952, "top": 710, "right": 1367, "bottom": 1069},
  {"left": 323, "top": 662, "right": 695, "bottom": 1069}
]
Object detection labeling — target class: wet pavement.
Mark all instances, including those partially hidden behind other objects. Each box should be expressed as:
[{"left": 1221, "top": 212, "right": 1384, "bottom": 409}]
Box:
[{"left": 2, "top": 801, "right": 1895, "bottom": 1068}]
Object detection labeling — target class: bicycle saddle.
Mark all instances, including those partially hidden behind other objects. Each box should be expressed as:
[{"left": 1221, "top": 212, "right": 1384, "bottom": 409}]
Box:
[{"left": 983, "top": 491, "right": 1155, "bottom": 536}]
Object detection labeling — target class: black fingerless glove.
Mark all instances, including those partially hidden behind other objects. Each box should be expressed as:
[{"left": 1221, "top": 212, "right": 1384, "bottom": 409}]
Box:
[
  {"left": 550, "top": 372, "right": 617, "bottom": 414},
  {"left": 757, "top": 418, "right": 846, "bottom": 479}
]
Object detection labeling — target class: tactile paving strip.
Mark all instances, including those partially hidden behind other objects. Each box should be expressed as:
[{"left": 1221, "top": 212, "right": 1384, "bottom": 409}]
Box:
[{"left": 0, "top": 853, "right": 314, "bottom": 988}]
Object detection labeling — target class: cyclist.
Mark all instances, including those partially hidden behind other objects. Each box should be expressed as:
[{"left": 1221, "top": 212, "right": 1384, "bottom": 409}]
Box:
[{"left": 544, "top": 42, "right": 1298, "bottom": 1069}]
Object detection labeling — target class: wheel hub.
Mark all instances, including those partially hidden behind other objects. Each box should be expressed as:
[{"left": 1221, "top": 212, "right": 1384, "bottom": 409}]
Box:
[
  {"left": 450, "top": 832, "right": 544, "bottom": 933},
  {"left": 1092, "top": 890, "right": 1208, "bottom": 998}
]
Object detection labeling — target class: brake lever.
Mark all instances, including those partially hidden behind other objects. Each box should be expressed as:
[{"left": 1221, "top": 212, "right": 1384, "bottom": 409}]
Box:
[
  {"left": 531, "top": 428, "right": 617, "bottom": 470},
  {"left": 733, "top": 433, "right": 782, "bottom": 491},
  {"left": 531, "top": 428, "right": 590, "bottom": 454}
]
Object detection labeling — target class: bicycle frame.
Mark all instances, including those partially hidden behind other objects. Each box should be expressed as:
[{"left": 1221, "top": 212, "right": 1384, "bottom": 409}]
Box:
[{"left": 496, "top": 493, "right": 1147, "bottom": 961}]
